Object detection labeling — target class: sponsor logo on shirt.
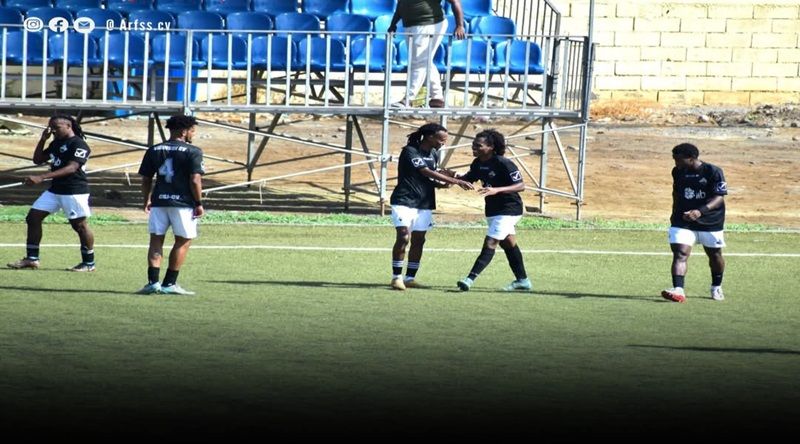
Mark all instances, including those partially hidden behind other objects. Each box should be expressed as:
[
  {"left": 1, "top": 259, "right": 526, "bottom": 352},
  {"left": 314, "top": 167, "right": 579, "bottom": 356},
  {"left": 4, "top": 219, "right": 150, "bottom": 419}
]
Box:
[
  {"left": 510, "top": 171, "right": 522, "bottom": 181},
  {"left": 412, "top": 158, "right": 425, "bottom": 168},
  {"left": 715, "top": 181, "right": 727, "bottom": 193},
  {"left": 74, "top": 148, "right": 88, "bottom": 159},
  {"left": 684, "top": 188, "right": 706, "bottom": 200}
]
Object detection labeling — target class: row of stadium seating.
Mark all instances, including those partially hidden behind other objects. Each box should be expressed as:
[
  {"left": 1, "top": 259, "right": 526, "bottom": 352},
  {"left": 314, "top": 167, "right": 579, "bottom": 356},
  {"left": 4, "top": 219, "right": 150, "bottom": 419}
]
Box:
[
  {"left": 0, "top": 0, "right": 495, "bottom": 21},
  {"left": 1, "top": 7, "right": 515, "bottom": 41},
  {"left": 1, "top": 29, "right": 544, "bottom": 75}
]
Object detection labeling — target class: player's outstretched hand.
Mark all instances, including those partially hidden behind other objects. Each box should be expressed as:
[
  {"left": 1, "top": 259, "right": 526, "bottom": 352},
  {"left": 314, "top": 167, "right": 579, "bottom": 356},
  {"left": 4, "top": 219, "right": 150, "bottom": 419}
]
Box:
[
  {"left": 478, "top": 187, "right": 499, "bottom": 196},
  {"left": 456, "top": 180, "right": 474, "bottom": 190}
]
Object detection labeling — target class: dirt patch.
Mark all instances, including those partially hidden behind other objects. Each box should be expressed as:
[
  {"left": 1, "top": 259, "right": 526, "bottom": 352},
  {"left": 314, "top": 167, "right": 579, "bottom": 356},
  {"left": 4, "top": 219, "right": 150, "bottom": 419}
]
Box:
[{"left": 1, "top": 106, "right": 799, "bottom": 228}]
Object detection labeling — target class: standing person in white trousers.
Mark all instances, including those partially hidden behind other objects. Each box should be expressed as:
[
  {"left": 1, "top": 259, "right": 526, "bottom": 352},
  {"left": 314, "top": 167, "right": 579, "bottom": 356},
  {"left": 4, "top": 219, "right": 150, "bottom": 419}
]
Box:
[{"left": 388, "top": 0, "right": 466, "bottom": 108}]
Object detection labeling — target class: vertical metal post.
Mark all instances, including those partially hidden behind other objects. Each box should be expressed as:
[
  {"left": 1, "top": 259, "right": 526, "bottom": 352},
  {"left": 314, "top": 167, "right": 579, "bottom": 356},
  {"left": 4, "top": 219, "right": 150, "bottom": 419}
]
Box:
[
  {"left": 247, "top": 112, "right": 257, "bottom": 182},
  {"left": 343, "top": 114, "right": 353, "bottom": 211},
  {"left": 539, "top": 118, "right": 550, "bottom": 212}
]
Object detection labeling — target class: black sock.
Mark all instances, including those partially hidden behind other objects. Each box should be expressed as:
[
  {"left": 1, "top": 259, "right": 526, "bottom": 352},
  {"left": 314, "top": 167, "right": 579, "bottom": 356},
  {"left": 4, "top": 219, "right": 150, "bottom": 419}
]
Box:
[
  {"left": 468, "top": 247, "right": 495, "bottom": 280},
  {"left": 163, "top": 269, "right": 179, "bottom": 287},
  {"left": 392, "top": 260, "right": 403, "bottom": 277},
  {"left": 406, "top": 262, "right": 419, "bottom": 279},
  {"left": 81, "top": 246, "right": 95, "bottom": 265},
  {"left": 502, "top": 245, "right": 527, "bottom": 280},
  {"left": 148, "top": 266, "right": 160, "bottom": 285},
  {"left": 26, "top": 244, "right": 40, "bottom": 261},
  {"left": 672, "top": 274, "right": 685, "bottom": 288},
  {"left": 711, "top": 273, "right": 723, "bottom": 286}
]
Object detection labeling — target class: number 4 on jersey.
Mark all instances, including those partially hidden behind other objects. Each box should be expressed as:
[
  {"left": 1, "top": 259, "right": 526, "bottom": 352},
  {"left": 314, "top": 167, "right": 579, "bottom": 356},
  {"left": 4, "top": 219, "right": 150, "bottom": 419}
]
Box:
[{"left": 158, "top": 158, "right": 175, "bottom": 183}]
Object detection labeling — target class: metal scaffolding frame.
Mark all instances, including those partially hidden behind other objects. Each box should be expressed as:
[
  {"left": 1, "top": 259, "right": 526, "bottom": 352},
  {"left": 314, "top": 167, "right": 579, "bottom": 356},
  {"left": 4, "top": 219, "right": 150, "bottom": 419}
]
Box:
[{"left": 0, "top": 0, "right": 595, "bottom": 218}]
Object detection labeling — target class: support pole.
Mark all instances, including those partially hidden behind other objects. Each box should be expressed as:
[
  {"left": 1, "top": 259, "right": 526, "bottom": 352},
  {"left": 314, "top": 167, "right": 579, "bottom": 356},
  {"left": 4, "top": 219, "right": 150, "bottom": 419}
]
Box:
[
  {"left": 343, "top": 114, "right": 354, "bottom": 211},
  {"left": 246, "top": 112, "right": 256, "bottom": 182}
]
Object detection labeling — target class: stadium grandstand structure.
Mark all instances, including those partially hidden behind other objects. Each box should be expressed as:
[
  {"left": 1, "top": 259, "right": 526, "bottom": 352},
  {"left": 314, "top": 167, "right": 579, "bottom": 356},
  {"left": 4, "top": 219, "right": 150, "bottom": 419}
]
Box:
[{"left": 0, "top": 0, "right": 595, "bottom": 218}]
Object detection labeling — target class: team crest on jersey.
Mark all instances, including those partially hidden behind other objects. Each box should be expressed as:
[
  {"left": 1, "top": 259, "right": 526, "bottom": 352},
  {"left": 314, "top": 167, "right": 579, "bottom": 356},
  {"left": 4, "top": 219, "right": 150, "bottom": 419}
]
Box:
[
  {"left": 699, "top": 178, "right": 707, "bottom": 185},
  {"left": 59, "top": 144, "right": 68, "bottom": 153},
  {"left": 412, "top": 158, "right": 425, "bottom": 167},
  {"left": 488, "top": 171, "right": 496, "bottom": 178},
  {"left": 74, "top": 148, "right": 88, "bottom": 159},
  {"left": 510, "top": 171, "right": 522, "bottom": 181},
  {"left": 715, "top": 181, "right": 727, "bottom": 193}
]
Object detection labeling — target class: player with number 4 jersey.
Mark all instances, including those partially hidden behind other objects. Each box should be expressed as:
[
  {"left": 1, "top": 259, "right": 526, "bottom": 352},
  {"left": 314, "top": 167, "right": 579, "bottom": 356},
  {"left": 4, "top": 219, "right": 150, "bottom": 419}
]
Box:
[{"left": 137, "top": 115, "right": 205, "bottom": 295}]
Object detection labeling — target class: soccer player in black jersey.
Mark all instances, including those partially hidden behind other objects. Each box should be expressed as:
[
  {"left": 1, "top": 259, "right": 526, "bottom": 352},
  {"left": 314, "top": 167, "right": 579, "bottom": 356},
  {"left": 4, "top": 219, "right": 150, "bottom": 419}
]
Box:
[
  {"left": 136, "top": 115, "right": 205, "bottom": 295},
  {"left": 389, "top": 123, "right": 473, "bottom": 290},
  {"left": 7, "top": 115, "right": 96, "bottom": 272},
  {"left": 662, "top": 143, "right": 727, "bottom": 303},
  {"left": 456, "top": 129, "right": 531, "bottom": 292}
]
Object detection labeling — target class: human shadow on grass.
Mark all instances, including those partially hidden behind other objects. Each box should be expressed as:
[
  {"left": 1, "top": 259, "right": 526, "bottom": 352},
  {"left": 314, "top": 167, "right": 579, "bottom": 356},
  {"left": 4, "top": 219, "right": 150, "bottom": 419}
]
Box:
[
  {"left": 0, "top": 285, "right": 134, "bottom": 296},
  {"left": 628, "top": 344, "right": 800, "bottom": 356},
  {"left": 210, "top": 279, "right": 489, "bottom": 292},
  {"left": 534, "top": 290, "right": 658, "bottom": 302}
]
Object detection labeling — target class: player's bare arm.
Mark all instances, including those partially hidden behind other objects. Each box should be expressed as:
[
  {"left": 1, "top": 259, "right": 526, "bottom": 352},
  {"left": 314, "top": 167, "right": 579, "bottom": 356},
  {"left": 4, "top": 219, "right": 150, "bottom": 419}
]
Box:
[
  {"left": 23, "top": 160, "right": 81, "bottom": 186},
  {"left": 420, "top": 168, "right": 474, "bottom": 190},
  {"left": 478, "top": 181, "right": 525, "bottom": 196}
]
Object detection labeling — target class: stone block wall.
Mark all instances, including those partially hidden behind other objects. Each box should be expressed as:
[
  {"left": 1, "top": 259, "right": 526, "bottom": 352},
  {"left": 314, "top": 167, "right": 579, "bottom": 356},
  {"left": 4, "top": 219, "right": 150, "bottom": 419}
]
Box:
[{"left": 552, "top": 0, "right": 800, "bottom": 105}]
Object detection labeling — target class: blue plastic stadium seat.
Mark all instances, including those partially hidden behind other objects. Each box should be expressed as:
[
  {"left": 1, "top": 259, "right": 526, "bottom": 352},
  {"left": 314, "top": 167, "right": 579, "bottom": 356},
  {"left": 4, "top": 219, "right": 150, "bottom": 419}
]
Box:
[
  {"left": 226, "top": 11, "right": 273, "bottom": 40},
  {"left": 350, "top": 0, "right": 395, "bottom": 21},
  {"left": 200, "top": 34, "right": 249, "bottom": 69},
  {"left": 204, "top": 0, "right": 250, "bottom": 17},
  {"left": 396, "top": 38, "right": 446, "bottom": 73},
  {"left": 54, "top": 0, "right": 102, "bottom": 16},
  {"left": 373, "top": 13, "right": 403, "bottom": 42},
  {"left": 99, "top": 33, "right": 153, "bottom": 69},
  {"left": 48, "top": 32, "right": 104, "bottom": 67},
  {"left": 325, "top": 13, "right": 370, "bottom": 41},
  {"left": 470, "top": 15, "right": 514, "bottom": 45},
  {"left": 251, "top": 34, "right": 296, "bottom": 70},
  {"left": 0, "top": 30, "right": 46, "bottom": 64},
  {"left": 252, "top": 0, "right": 297, "bottom": 17},
  {"left": 4, "top": 0, "right": 52, "bottom": 15},
  {"left": 152, "top": 33, "right": 205, "bottom": 68},
  {"left": 75, "top": 8, "right": 124, "bottom": 39},
  {"left": 444, "top": 14, "right": 467, "bottom": 36},
  {"left": 301, "top": 0, "right": 348, "bottom": 21},
  {"left": 0, "top": 7, "right": 24, "bottom": 26},
  {"left": 156, "top": 0, "right": 202, "bottom": 16},
  {"left": 448, "top": 38, "right": 496, "bottom": 73},
  {"left": 458, "top": 0, "right": 492, "bottom": 20},
  {"left": 26, "top": 7, "right": 73, "bottom": 30},
  {"left": 351, "top": 36, "right": 394, "bottom": 72},
  {"left": 177, "top": 10, "right": 224, "bottom": 43},
  {"left": 127, "top": 9, "right": 175, "bottom": 36},
  {"left": 106, "top": 0, "right": 154, "bottom": 16},
  {"left": 297, "top": 36, "right": 346, "bottom": 71},
  {"left": 494, "top": 39, "right": 544, "bottom": 75},
  {"left": 274, "top": 12, "right": 320, "bottom": 38}
]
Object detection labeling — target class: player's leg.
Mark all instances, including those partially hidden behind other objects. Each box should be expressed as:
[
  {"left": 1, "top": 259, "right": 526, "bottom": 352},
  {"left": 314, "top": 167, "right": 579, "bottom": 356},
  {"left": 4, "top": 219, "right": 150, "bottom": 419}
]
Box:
[
  {"left": 159, "top": 208, "right": 197, "bottom": 295},
  {"left": 405, "top": 209, "right": 432, "bottom": 287},
  {"left": 500, "top": 234, "right": 531, "bottom": 291},
  {"left": 458, "top": 235, "right": 499, "bottom": 291},
  {"left": 136, "top": 207, "right": 169, "bottom": 294},
  {"left": 700, "top": 230, "right": 726, "bottom": 301},
  {"left": 8, "top": 191, "right": 60, "bottom": 269},
  {"left": 390, "top": 206, "right": 415, "bottom": 290},
  {"left": 64, "top": 193, "right": 94, "bottom": 271},
  {"left": 662, "top": 227, "right": 694, "bottom": 302}
]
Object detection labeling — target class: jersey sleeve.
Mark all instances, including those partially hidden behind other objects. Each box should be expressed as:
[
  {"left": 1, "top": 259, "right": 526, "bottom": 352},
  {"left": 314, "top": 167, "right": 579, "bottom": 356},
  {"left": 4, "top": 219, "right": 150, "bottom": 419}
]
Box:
[
  {"left": 504, "top": 159, "right": 523, "bottom": 184},
  {"left": 406, "top": 147, "right": 429, "bottom": 171},
  {"left": 710, "top": 167, "right": 727, "bottom": 196},
  {"left": 459, "top": 161, "right": 479, "bottom": 183},
  {"left": 137, "top": 149, "right": 156, "bottom": 177},
  {"left": 68, "top": 139, "right": 90, "bottom": 166},
  {"left": 190, "top": 148, "right": 205, "bottom": 175}
]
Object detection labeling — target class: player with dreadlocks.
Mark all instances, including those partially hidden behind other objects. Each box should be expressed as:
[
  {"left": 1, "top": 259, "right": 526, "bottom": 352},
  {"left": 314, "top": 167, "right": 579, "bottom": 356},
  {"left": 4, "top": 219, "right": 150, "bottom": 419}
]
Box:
[
  {"left": 7, "top": 115, "right": 96, "bottom": 271},
  {"left": 388, "top": 122, "right": 473, "bottom": 290}
]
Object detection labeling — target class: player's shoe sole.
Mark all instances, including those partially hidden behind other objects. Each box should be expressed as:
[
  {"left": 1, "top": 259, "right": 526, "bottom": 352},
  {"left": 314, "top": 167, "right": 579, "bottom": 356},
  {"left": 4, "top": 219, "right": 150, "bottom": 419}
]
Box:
[
  {"left": 661, "top": 289, "right": 686, "bottom": 303},
  {"left": 69, "top": 263, "right": 96, "bottom": 272},
  {"left": 7, "top": 258, "right": 40, "bottom": 269}
]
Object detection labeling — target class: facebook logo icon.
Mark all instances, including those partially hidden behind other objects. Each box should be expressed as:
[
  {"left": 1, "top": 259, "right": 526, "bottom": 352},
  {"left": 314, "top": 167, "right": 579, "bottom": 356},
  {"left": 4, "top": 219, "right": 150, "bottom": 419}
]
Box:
[{"left": 48, "top": 17, "right": 69, "bottom": 33}]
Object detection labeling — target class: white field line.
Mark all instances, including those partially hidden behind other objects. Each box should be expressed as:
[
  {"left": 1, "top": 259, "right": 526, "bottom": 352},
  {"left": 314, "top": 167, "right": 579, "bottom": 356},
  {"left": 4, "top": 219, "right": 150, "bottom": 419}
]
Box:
[{"left": 1, "top": 244, "right": 798, "bottom": 257}]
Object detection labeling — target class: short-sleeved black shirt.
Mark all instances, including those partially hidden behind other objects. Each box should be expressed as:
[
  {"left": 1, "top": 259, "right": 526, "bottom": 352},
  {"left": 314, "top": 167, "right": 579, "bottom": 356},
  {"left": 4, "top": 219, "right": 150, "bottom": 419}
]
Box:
[
  {"left": 390, "top": 145, "right": 439, "bottom": 210},
  {"left": 44, "top": 136, "right": 91, "bottom": 195},
  {"left": 461, "top": 155, "right": 524, "bottom": 217},
  {"left": 138, "top": 140, "right": 205, "bottom": 208},
  {"left": 397, "top": 0, "right": 446, "bottom": 27},
  {"left": 670, "top": 162, "right": 727, "bottom": 231}
]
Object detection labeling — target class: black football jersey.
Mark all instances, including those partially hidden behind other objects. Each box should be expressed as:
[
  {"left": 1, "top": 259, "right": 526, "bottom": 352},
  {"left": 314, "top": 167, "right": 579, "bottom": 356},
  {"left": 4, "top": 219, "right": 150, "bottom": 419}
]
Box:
[
  {"left": 44, "top": 136, "right": 90, "bottom": 195},
  {"left": 138, "top": 140, "right": 205, "bottom": 208},
  {"left": 461, "top": 155, "right": 524, "bottom": 217},
  {"left": 390, "top": 145, "right": 439, "bottom": 210},
  {"left": 670, "top": 162, "right": 727, "bottom": 231}
]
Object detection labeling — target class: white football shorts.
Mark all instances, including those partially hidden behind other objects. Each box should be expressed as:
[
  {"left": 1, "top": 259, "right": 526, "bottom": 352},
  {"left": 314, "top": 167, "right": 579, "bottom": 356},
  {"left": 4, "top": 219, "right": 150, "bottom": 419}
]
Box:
[
  {"left": 32, "top": 191, "right": 91, "bottom": 219},
  {"left": 486, "top": 215, "right": 522, "bottom": 240},
  {"left": 668, "top": 226, "right": 725, "bottom": 249},
  {"left": 391, "top": 205, "right": 434, "bottom": 232},
  {"left": 149, "top": 207, "right": 198, "bottom": 239}
]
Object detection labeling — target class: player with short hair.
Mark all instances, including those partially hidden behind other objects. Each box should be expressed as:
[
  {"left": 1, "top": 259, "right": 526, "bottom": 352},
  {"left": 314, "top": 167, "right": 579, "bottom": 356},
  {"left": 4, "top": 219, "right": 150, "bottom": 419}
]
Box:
[
  {"left": 389, "top": 123, "right": 473, "bottom": 290},
  {"left": 7, "top": 115, "right": 96, "bottom": 272},
  {"left": 662, "top": 143, "right": 727, "bottom": 303},
  {"left": 456, "top": 129, "right": 531, "bottom": 292},
  {"left": 136, "top": 115, "right": 205, "bottom": 295}
]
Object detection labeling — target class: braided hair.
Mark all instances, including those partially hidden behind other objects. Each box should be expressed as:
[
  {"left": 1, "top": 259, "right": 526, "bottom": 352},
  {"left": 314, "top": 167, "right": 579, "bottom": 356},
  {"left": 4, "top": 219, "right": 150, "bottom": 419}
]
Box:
[
  {"left": 50, "top": 114, "right": 85, "bottom": 139},
  {"left": 474, "top": 129, "right": 507, "bottom": 156},
  {"left": 406, "top": 122, "right": 447, "bottom": 148}
]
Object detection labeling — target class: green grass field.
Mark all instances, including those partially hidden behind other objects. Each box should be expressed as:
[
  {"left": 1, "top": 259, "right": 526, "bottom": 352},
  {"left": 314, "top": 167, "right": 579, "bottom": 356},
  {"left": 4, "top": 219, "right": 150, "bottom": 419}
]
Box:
[{"left": 0, "top": 216, "right": 798, "bottom": 438}]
